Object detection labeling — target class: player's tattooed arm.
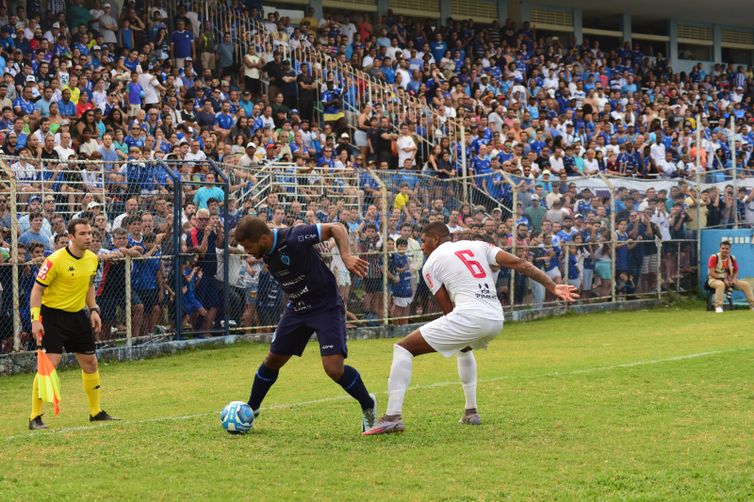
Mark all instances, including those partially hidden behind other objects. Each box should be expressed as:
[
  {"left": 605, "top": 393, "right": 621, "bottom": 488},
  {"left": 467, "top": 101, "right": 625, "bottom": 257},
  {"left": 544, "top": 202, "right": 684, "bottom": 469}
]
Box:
[
  {"left": 495, "top": 250, "right": 579, "bottom": 302},
  {"left": 495, "top": 249, "right": 557, "bottom": 292}
]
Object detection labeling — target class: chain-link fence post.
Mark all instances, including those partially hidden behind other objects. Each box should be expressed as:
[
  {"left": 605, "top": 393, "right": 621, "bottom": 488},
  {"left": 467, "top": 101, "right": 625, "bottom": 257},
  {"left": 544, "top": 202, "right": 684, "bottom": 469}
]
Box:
[
  {"left": 598, "top": 173, "right": 617, "bottom": 304},
  {"left": 459, "top": 125, "right": 468, "bottom": 206},
  {"left": 656, "top": 240, "right": 663, "bottom": 299},
  {"left": 0, "top": 160, "right": 20, "bottom": 351},
  {"left": 125, "top": 255, "right": 132, "bottom": 345},
  {"left": 367, "top": 169, "right": 390, "bottom": 327},
  {"left": 499, "top": 170, "right": 518, "bottom": 307},
  {"left": 695, "top": 114, "right": 703, "bottom": 292},
  {"left": 208, "top": 159, "right": 231, "bottom": 336}
]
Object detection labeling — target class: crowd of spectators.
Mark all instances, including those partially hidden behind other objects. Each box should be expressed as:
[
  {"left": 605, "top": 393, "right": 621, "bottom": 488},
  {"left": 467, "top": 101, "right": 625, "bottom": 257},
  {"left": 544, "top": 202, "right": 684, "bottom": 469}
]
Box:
[{"left": 1, "top": 1, "right": 754, "bottom": 351}]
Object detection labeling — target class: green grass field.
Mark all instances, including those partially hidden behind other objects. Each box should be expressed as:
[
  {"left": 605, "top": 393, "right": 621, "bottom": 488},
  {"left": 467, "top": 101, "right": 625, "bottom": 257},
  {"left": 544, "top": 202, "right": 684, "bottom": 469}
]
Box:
[{"left": 1, "top": 303, "right": 754, "bottom": 501}]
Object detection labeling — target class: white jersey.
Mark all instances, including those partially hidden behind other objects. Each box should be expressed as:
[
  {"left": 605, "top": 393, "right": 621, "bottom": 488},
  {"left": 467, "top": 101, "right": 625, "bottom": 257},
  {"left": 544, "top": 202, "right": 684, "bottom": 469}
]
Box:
[{"left": 422, "top": 240, "right": 504, "bottom": 321}]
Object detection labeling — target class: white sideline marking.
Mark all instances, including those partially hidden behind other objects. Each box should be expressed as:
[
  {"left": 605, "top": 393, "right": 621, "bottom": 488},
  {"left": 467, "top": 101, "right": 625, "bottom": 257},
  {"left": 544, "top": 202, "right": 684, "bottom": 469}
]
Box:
[{"left": 4, "top": 347, "right": 751, "bottom": 441}]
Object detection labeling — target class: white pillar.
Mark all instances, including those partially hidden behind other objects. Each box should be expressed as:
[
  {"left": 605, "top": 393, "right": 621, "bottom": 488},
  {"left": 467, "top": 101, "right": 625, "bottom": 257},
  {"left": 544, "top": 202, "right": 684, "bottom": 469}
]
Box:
[
  {"left": 713, "top": 25, "right": 722, "bottom": 64},
  {"left": 573, "top": 8, "right": 583, "bottom": 46},
  {"left": 621, "top": 14, "right": 631, "bottom": 43},
  {"left": 668, "top": 19, "right": 679, "bottom": 69}
]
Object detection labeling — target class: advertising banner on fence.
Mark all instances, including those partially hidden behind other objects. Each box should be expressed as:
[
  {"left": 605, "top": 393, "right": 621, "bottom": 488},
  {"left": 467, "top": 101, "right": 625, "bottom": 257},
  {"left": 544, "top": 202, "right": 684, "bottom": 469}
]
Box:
[{"left": 699, "top": 228, "right": 754, "bottom": 303}]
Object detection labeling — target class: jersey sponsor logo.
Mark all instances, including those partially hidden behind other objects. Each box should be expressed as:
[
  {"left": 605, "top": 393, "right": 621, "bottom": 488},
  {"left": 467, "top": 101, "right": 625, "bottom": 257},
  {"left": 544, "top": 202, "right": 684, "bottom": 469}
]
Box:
[
  {"left": 37, "top": 259, "right": 53, "bottom": 281},
  {"left": 298, "top": 233, "right": 318, "bottom": 243},
  {"left": 475, "top": 282, "right": 497, "bottom": 300},
  {"left": 280, "top": 253, "right": 290, "bottom": 266},
  {"left": 281, "top": 275, "right": 304, "bottom": 287},
  {"left": 288, "top": 285, "right": 309, "bottom": 300},
  {"left": 425, "top": 272, "right": 433, "bottom": 289}
]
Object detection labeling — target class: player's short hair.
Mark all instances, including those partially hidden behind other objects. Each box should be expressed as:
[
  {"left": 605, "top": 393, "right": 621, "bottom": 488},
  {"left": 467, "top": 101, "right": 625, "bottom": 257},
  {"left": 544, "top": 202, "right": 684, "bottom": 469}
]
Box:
[
  {"left": 67, "top": 218, "right": 90, "bottom": 236},
  {"left": 422, "top": 222, "right": 450, "bottom": 240},
  {"left": 235, "top": 216, "right": 272, "bottom": 243}
]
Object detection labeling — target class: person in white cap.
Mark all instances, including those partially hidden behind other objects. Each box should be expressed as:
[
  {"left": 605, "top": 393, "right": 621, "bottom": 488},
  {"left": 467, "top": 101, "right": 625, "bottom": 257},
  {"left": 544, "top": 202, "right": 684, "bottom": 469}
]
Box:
[{"left": 99, "top": 3, "right": 118, "bottom": 45}]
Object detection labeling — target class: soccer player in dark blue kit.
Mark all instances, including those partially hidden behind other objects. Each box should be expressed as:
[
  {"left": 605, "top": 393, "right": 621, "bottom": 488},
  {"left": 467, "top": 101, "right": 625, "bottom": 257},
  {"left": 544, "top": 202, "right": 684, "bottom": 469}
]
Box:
[{"left": 234, "top": 217, "right": 378, "bottom": 432}]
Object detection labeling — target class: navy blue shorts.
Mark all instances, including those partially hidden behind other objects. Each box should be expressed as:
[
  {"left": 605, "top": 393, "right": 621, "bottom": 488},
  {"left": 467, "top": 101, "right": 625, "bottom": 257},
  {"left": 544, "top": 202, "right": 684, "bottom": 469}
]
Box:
[{"left": 271, "top": 304, "right": 348, "bottom": 358}]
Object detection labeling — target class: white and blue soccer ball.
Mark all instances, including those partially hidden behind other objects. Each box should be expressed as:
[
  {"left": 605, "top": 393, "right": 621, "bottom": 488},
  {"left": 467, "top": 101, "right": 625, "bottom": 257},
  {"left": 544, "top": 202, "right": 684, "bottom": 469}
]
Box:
[{"left": 220, "top": 401, "right": 254, "bottom": 434}]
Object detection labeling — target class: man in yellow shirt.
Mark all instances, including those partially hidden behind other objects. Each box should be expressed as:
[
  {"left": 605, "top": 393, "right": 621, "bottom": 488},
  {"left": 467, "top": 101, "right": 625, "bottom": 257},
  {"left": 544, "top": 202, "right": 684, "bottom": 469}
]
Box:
[{"left": 28, "top": 218, "right": 118, "bottom": 430}]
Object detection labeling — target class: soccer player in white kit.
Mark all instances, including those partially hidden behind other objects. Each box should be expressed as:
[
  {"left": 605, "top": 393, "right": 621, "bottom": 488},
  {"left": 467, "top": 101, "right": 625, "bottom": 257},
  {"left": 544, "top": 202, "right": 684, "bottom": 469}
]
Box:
[{"left": 364, "top": 222, "right": 578, "bottom": 435}]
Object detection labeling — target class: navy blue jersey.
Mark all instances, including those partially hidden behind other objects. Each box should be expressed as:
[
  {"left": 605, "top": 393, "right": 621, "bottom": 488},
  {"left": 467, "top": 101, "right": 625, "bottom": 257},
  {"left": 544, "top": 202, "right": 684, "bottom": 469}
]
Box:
[{"left": 263, "top": 224, "right": 339, "bottom": 312}]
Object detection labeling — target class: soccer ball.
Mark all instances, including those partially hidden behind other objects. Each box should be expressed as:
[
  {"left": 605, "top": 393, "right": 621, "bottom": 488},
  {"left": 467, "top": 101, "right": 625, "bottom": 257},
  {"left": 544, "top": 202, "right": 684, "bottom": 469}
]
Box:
[{"left": 220, "top": 401, "right": 254, "bottom": 434}]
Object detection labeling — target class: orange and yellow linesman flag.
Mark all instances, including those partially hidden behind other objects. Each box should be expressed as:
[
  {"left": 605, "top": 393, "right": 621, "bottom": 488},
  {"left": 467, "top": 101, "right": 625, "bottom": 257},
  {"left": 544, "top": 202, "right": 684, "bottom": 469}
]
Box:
[{"left": 36, "top": 349, "right": 61, "bottom": 415}]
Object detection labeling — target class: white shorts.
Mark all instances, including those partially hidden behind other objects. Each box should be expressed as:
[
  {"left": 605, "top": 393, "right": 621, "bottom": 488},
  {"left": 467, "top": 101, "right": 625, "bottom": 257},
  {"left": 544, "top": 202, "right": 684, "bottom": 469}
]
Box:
[
  {"left": 419, "top": 311, "right": 504, "bottom": 357},
  {"left": 546, "top": 267, "right": 562, "bottom": 281},
  {"left": 354, "top": 130, "right": 368, "bottom": 147},
  {"left": 393, "top": 296, "right": 412, "bottom": 308}
]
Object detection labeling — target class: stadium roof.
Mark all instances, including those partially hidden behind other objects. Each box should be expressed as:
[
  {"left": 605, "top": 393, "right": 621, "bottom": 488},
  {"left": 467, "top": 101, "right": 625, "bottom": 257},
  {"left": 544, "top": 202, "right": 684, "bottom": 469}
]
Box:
[{"left": 546, "top": 0, "right": 754, "bottom": 27}]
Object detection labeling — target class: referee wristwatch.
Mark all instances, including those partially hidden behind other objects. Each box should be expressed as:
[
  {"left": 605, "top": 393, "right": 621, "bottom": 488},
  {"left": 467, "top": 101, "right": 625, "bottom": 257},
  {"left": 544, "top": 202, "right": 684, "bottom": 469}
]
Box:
[{"left": 89, "top": 306, "right": 100, "bottom": 314}]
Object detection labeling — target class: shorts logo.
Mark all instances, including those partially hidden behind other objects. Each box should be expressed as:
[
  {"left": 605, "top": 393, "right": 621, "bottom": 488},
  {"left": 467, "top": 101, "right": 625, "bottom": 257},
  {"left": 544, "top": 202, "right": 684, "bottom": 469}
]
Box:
[
  {"left": 37, "top": 259, "right": 53, "bottom": 281},
  {"left": 321, "top": 345, "right": 333, "bottom": 350}
]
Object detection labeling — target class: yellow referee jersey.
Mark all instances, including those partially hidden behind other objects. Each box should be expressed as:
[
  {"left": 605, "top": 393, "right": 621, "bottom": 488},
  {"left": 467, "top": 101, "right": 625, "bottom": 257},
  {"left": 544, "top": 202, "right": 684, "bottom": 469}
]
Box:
[{"left": 35, "top": 247, "right": 98, "bottom": 312}]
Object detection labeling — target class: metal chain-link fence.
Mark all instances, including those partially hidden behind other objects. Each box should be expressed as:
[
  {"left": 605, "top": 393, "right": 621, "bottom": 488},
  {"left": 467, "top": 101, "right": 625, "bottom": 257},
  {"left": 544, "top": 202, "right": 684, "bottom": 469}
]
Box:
[{"left": 1, "top": 156, "right": 750, "bottom": 353}]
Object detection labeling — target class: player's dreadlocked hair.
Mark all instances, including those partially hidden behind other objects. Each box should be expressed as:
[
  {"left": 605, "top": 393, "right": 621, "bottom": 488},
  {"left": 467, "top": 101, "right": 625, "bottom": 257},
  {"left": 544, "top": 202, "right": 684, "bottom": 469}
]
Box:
[
  {"left": 235, "top": 216, "right": 273, "bottom": 243},
  {"left": 422, "top": 222, "right": 450, "bottom": 240}
]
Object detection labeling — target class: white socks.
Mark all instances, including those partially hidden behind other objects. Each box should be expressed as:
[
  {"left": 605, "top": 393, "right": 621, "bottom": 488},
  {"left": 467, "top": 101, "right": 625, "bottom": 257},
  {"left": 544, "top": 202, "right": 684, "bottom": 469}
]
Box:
[
  {"left": 457, "top": 350, "right": 478, "bottom": 410},
  {"left": 386, "top": 344, "right": 414, "bottom": 416}
]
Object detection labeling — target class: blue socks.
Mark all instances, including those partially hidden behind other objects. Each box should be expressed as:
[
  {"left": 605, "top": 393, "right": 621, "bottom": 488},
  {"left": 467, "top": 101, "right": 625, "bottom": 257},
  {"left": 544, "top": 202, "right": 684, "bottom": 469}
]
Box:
[
  {"left": 249, "top": 363, "right": 374, "bottom": 414},
  {"left": 338, "top": 365, "right": 374, "bottom": 411},
  {"left": 248, "top": 363, "right": 279, "bottom": 412}
]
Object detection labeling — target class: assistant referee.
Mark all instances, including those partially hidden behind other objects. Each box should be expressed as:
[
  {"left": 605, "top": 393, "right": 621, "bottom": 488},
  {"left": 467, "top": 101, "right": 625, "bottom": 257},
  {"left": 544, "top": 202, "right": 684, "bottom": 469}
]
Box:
[{"left": 28, "top": 218, "right": 118, "bottom": 430}]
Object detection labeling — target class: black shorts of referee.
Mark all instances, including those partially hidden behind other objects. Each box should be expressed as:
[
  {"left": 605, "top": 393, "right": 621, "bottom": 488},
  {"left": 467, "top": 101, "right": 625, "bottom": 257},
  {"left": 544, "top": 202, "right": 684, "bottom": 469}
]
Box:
[{"left": 40, "top": 305, "right": 95, "bottom": 355}]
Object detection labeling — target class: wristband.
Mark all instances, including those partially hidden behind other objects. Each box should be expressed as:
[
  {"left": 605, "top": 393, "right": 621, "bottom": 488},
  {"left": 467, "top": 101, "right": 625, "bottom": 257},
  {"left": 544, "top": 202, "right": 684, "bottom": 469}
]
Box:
[
  {"left": 31, "top": 307, "right": 40, "bottom": 322},
  {"left": 89, "top": 306, "right": 100, "bottom": 314}
]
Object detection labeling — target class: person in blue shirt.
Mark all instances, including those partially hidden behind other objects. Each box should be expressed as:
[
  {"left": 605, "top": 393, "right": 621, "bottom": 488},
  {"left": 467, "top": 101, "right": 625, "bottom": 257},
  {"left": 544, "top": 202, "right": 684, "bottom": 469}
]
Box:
[
  {"left": 170, "top": 19, "right": 194, "bottom": 67},
  {"left": 321, "top": 77, "right": 344, "bottom": 128},
  {"left": 124, "top": 122, "right": 145, "bottom": 149},
  {"left": 193, "top": 173, "right": 225, "bottom": 209},
  {"left": 214, "top": 101, "right": 235, "bottom": 138},
  {"left": 0, "top": 28, "right": 15, "bottom": 53},
  {"left": 430, "top": 32, "right": 447, "bottom": 63},
  {"left": 615, "top": 219, "right": 633, "bottom": 278},
  {"left": 389, "top": 238, "right": 413, "bottom": 324},
  {"left": 57, "top": 88, "right": 76, "bottom": 117},
  {"left": 181, "top": 256, "right": 208, "bottom": 330},
  {"left": 381, "top": 57, "right": 396, "bottom": 83},
  {"left": 19, "top": 212, "right": 52, "bottom": 254},
  {"left": 127, "top": 72, "right": 142, "bottom": 115},
  {"left": 13, "top": 86, "right": 35, "bottom": 116},
  {"left": 235, "top": 217, "right": 377, "bottom": 433},
  {"left": 131, "top": 232, "right": 164, "bottom": 339},
  {"left": 118, "top": 19, "right": 135, "bottom": 51}
]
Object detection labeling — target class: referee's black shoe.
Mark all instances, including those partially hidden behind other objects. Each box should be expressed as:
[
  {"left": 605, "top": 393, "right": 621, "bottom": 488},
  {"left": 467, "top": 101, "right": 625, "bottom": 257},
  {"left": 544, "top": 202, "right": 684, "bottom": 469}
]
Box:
[
  {"left": 89, "top": 410, "right": 119, "bottom": 422},
  {"left": 28, "top": 415, "right": 48, "bottom": 430}
]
